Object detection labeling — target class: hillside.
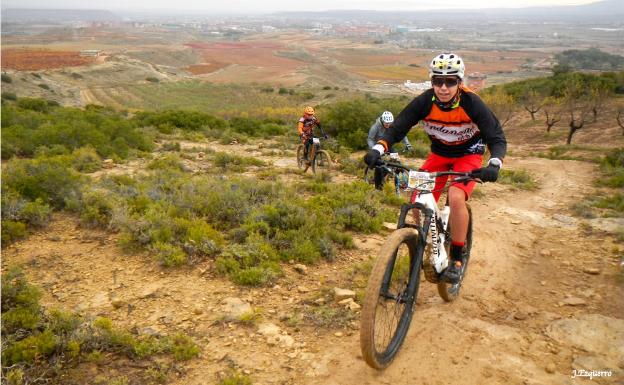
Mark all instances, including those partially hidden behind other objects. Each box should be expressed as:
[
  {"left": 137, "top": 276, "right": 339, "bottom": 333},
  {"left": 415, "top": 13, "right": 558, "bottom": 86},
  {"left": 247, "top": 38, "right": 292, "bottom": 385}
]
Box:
[{"left": 1, "top": 95, "right": 623, "bottom": 384}]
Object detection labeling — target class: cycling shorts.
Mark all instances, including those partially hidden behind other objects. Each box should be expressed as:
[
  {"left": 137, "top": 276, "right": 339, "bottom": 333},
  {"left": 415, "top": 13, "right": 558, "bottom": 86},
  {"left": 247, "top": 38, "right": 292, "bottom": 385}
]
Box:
[{"left": 419, "top": 152, "right": 483, "bottom": 202}]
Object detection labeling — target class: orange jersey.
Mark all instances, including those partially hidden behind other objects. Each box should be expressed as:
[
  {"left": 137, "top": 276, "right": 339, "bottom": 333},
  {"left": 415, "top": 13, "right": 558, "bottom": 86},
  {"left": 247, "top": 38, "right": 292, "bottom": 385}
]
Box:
[
  {"left": 379, "top": 86, "right": 506, "bottom": 159},
  {"left": 297, "top": 116, "right": 321, "bottom": 138}
]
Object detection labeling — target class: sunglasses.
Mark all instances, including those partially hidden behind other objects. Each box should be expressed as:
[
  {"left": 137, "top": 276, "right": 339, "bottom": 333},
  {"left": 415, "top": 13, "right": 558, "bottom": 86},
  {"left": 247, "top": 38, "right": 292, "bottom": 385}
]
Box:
[{"left": 432, "top": 77, "right": 460, "bottom": 88}]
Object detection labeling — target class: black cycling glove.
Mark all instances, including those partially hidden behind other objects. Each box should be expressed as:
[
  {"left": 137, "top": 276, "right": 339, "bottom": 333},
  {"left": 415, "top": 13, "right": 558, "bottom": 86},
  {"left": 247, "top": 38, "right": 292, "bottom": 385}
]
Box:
[
  {"left": 364, "top": 150, "right": 381, "bottom": 168},
  {"left": 472, "top": 164, "right": 500, "bottom": 182}
]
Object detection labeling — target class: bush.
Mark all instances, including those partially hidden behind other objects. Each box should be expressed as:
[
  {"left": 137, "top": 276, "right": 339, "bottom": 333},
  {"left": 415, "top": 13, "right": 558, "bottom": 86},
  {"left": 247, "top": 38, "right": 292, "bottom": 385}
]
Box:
[
  {"left": 324, "top": 97, "right": 407, "bottom": 150},
  {"left": 71, "top": 146, "right": 102, "bottom": 172},
  {"left": 213, "top": 152, "right": 266, "bottom": 171},
  {"left": 151, "top": 242, "right": 186, "bottom": 267},
  {"left": 2, "top": 73, "right": 13, "bottom": 83},
  {"left": 218, "top": 370, "right": 253, "bottom": 385},
  {"left": 593, "top": 192, "right": 624, "bottom": 215},
  {"left": 147, "top": 154, "right": 186, "bottom": 171},
  {"left": 2, "top": 329, "right": 57, "bottom": 366},
  {"left": 146, "top": 76, "right": 160, "bottom": 83},
  {"left": 2, "top": 157, "right": 83, "bottom": 209},
  {"left": 80, "top": 188, "right": 118, "bottom": 227},
  {"left": 498, "top": 169, "right": 538, "bottom": 191},
  {"left": 2, "top": 101, "right": 155, "bottom": 159},
  {"left": 598, "top": 148, "right": 624, "bottom": 188},
  {"left": 0, "top": 268, "right": 201, "bottom": 384},
  {"left": 17, "top": 97, "right": 49, "bottom": 112},
  {"left": 2, "top": 92, "right": 17, "bottom": 100},
  {"left": 133, "top": 110, "right": 226, "bottom": 132},
  {"left": 161, "top": 141, "right": 181, "bottom": 152},
  {"left": 38, "top": 83, "right": 50, "bottom": 90},
  {"left": 1, "top": 221, "right": 26, "bottom": 246}
]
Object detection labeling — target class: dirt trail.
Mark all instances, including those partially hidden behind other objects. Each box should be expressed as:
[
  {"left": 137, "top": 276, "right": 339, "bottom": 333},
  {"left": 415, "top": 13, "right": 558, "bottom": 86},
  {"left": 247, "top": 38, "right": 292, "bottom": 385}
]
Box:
[
  {"left": 3, "top": 152, "right": 622, "bottom": 385},
  {"left": 303, "top": 157, "right": 623, "bottom": 385}
]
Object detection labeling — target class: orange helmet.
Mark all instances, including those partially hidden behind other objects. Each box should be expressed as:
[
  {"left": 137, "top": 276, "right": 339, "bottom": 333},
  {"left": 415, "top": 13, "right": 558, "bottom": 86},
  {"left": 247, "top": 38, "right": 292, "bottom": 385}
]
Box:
[{"left": 304, "top": 106, "right": 315, "bottom": 115}]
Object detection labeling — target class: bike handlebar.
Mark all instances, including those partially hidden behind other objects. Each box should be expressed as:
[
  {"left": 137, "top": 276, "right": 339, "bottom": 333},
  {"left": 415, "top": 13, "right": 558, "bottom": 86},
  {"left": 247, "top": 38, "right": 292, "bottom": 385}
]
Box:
[{"left": 370, "top": 159, "right": 481, "bottom": 184}]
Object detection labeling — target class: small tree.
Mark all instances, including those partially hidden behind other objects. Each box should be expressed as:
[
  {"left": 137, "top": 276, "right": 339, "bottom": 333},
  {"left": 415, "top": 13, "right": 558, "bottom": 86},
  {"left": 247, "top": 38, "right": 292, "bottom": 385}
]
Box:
[
  {"left": 588, "top": 84, "right": 610, "bottom": 122},
  {"left": 521, "top": 88, "right": 543, "bottom": 121},
  {"left": 564, "top": 96, "right": 590, "bottom": 145},
  {"left": 617, "top": 107, "right": 624, "bottom": 136},
  {"left": 542, "top": 97, "right": 563, "bottom": 132},
  {"left": 481, "top": 89, "right": 515, "bottom": 128}
]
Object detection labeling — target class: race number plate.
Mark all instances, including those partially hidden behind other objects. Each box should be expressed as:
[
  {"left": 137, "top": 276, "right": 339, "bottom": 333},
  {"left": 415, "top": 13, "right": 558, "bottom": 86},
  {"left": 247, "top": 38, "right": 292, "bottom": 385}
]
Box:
[
  {"left": 389, "top": 152, "right": 400, "bottom": 160},
  {"left": 312, "top": 138, "right": 320, "bottom": 144},
  {"left": 408, "top": 171, "right": 434, "bottom": 189}
]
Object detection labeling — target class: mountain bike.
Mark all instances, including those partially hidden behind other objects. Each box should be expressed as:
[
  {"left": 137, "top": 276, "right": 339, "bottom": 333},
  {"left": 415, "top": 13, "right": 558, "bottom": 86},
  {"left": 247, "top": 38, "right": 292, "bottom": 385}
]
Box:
[
  {"left": 297, "top": 137, "right": 332, "bottom": 174},
  {"left": 363, "top": 152, "right": 408, "bottom": 195},
  {"left": 359, "top": 160, "right": 478, "bottom": 369}
]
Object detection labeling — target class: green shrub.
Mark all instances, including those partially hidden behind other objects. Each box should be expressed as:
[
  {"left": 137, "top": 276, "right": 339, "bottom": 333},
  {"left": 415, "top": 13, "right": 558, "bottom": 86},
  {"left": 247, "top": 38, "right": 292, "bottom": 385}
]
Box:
[
  {"left": 38, "top": 83, "right": 50, "bottom": 90},
  {"left": 218, "top": 370, "right": 253, "bottom": 385},
  {"left": 1, "top": 102, "right": 155, "bottom": 159},
  {"left": 1, "top": 266, "right": 42, "bottom": 311},
  {"left": 498, "top": 169, "right": 538, "bottom": 191},
  {"left": 593, "top": 192, "right": 624, "bottom": 215},
  {"left": 80, "top": 188, "right": 118, "bottom": 227},
  {"left": 2, "top": 329, "right": 57, "bottom": 366},
  {"left": 1, "top": 220, "right": 27, "bottom": 245},
  {"left": 2, "top": 73, "right": 13, "bottom": 83},
  {"left": 161, "top": 141, "right": 181, "bottom": 151},
  {"left": 215, "top": 243, "right": 281, "bottom": 286},
  {"left": 71, "top": 146, "right": 102, "bottom": 173},
  {"left": 598, "top": 148, "right": 624, "bottom": 188},
  {"left": 169, "top": 332, "right": 200, "bottom": 360},
  {"left": 218, "top": 130, "right": 249, "bottom": 145},
  {"left": 146, "top": 76, "right": 160, "bottom": 83},
  {"left": 147, "top": 154, "right": 186, "bottom": 171},
  {"left": 133, "top": 110, "right": 226, "bottom": 132},
  {"left": 2, "top": 157, "right": 83, "bottom": 208},
  {"left": 152, "top": 242, "right": 187, "bottom": 267},
  {"left": 0, "top": 266, "right": 200, "bottom": 384},
  {"left": 19, "top": 199, "right": 53, "bottom": 227},
  {"left": 17, "top": 97, "right": 49, "bottom": 112},
  {"left": 2, "top": 91, "right": 17, "bottom": 100},
  {"left": 2, "top": 307, "right": 41, "bottom": 333},
  {"left": 213, "top": 152, "right": 265, "bottom": 171}
]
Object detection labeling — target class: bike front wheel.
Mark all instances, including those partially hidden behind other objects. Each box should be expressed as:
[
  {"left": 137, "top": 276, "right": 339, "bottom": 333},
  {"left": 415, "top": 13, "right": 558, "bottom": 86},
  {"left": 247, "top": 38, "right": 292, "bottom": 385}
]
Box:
[
  {"left": 360, "top": 228, "right": 422, "bottom": 369},
  {"left": 312, "top": 150, "right": 331, "bottom": 174}
]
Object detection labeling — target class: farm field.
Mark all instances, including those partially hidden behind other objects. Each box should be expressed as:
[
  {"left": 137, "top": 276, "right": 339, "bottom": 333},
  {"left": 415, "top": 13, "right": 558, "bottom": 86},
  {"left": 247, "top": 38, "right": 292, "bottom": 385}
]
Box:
[{"left": 1, "top": 48, "right": 96, "bottom": 70}]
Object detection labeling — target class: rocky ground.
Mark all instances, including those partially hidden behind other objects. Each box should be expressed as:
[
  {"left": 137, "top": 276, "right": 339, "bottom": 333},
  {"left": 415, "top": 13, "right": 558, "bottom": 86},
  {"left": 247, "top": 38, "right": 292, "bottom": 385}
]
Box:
[{"left": 3, "top": 140, "right": 623, "bottom": 385}]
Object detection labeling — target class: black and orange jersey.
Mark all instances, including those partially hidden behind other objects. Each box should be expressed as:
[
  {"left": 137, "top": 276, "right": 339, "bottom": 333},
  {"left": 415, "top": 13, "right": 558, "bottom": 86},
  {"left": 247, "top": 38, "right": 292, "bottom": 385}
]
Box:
[
  {"left": 297, "top": 116, "right": 322, "bottom": 138},
  {"left": 378, "top": 87, "right": 506, "bottom": 159}
]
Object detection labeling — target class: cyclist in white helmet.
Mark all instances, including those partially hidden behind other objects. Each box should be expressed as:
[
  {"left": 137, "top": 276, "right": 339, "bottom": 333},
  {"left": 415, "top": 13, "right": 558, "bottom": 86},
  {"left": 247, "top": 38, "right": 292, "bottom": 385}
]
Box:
[
  {"left": 365, "top": 52, "right": 507, "bottom": 284},
  {"left": 367, "top": 111, "right": 413, "bottom": 151}
]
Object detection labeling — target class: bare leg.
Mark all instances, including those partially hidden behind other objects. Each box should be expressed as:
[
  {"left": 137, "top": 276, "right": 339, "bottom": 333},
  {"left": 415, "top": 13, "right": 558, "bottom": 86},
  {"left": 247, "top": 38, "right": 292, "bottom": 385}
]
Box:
[{"left": 448, "top": 186, "right": 468, "bottom": 244}]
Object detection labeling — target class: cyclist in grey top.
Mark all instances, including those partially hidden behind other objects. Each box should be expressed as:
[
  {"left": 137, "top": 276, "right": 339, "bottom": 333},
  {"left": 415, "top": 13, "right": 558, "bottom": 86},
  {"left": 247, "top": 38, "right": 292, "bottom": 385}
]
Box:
[{"left": 367, "top": 111, "right": 413, "bottom": 152}]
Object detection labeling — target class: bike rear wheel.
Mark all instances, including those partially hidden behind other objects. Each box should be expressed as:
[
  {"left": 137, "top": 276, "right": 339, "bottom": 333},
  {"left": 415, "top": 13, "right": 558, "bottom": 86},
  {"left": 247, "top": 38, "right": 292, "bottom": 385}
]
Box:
[
  {"left": 312, "top": 150, "right": 331, "bottom": 174},
  {"left": 437, "top": 204, "right": 473, "bottom": 302},
  {"left": 360, "top": 228, "right": 422, "bottom": 369}
]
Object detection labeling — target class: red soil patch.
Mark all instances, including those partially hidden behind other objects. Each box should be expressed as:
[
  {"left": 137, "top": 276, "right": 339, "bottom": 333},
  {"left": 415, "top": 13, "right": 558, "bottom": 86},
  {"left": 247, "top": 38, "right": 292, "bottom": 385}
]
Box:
[
  {"left": 184, "top": 40, "right": 301, "bottom": 72},
  {"left": 1, "top": 49, "right": 95, "bottom": 70},
  {"left": 186, "top": 62, "right": 228, "bottom": 74}
]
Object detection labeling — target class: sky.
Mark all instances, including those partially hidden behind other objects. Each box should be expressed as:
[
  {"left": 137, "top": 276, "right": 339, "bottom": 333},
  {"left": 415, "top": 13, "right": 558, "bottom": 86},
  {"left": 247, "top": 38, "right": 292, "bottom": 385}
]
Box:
[{"left": 1, "top": 0, "right": 603, "bottom": 12}]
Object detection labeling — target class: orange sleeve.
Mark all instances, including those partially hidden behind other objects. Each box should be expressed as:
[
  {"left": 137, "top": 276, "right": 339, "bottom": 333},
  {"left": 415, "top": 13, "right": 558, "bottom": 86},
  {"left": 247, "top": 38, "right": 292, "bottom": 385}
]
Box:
[
  {"left": 297, "top": 121, "right": 304, "bottom": 135},
  {"left": 378, "top": 140, "right": 389, "bottom": 152}
]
